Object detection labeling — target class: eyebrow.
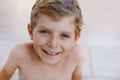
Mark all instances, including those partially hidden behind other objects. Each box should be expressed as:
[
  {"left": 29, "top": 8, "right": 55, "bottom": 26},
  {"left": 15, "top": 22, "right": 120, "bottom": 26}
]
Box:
[
  {"left": 60, "top": 31, "right": 74, "bottom": 34},
  {"left": 38, "top": 25, "right": 46, "bottom": 28}
]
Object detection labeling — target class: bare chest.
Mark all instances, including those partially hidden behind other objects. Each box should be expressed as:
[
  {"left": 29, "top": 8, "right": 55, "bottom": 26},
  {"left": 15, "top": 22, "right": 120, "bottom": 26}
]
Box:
[{"left": 19, "top": 61, "right": 75, "bottom": 80}]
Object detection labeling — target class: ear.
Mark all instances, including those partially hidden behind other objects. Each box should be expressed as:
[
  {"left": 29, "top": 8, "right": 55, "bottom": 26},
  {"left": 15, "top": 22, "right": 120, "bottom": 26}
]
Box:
[
  {"left": 27, "top": 24, "right": 33, "bottom": 40},
  {"left": 75, "top": 34, "right": 80, "bottom": 41}
]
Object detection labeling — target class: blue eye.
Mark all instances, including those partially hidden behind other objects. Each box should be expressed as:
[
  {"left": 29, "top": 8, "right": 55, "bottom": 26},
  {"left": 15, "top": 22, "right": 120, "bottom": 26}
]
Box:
[{"left": 39, "top": 30, "right": 49, "bottom": 34}]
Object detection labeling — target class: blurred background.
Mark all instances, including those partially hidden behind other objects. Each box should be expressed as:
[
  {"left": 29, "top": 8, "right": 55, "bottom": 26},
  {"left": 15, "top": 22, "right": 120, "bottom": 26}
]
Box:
[{"left": 0, "top": 0, "right": 120, "bottom": 80}]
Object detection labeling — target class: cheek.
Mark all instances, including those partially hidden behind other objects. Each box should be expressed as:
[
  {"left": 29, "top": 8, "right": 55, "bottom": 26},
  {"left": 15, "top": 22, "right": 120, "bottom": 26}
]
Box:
[
  {"left": 62, "top": 40, "right": 75, "bottom": 51},
  {"left": 33, "top": 35, "right": 43, "bottom": 45}
]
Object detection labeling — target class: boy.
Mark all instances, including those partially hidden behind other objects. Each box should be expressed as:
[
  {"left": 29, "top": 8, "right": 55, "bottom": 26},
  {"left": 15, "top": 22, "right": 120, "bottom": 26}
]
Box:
[{"left": 0, "top": 0, "right": 85, "bottom": 80}]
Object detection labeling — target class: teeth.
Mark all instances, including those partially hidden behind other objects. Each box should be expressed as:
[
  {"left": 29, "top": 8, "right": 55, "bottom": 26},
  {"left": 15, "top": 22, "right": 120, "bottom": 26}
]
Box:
[
  {"left": 48, "top": 52, "right": 58, "bottom": 55},
  {"left": 48, "top": 52, "right": 51, "bottom": 55},
  {"left": 43, "top": 49, "right": 60, "bottom": 56},
  {"left": 51, "top": 52, "right": 56, "bottom": 55}
]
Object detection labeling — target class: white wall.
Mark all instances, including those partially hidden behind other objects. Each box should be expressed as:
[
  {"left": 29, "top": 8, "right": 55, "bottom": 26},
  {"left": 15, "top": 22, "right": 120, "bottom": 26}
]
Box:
[{"left": 79, "top": 0, "right": 120, "bottom": 47}]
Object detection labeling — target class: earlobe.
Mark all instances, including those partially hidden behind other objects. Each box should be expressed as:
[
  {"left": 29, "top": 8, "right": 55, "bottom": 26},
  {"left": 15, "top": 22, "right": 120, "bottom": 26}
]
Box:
[
  {"left": 27, "top": 24, "right": 33, "bottom": 40},
  {"left": 75, "top": 34, "right": 80, "bottom": 41}
]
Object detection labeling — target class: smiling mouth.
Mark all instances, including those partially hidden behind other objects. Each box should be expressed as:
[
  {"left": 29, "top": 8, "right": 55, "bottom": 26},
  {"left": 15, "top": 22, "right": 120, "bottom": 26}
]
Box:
[{"left": 42, "top": 49, "right": 60, "bottom": 56}]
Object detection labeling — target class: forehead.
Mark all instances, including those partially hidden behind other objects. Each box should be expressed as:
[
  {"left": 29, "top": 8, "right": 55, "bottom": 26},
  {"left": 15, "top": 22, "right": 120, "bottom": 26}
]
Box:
[{"left": 36, "top": 14, "right": 75, "bottom": 32}]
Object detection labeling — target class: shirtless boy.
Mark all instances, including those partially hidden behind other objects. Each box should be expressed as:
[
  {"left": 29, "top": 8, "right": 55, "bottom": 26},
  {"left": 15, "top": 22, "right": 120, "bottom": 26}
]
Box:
[{"left": 0, "top": 0, "right": 85, "bottom": 80}]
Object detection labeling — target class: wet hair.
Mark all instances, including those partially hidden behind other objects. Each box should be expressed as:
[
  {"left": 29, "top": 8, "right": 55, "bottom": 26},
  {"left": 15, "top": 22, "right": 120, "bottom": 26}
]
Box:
[{"left": 30, "top": 0, "right": 83, "bottom": 36}]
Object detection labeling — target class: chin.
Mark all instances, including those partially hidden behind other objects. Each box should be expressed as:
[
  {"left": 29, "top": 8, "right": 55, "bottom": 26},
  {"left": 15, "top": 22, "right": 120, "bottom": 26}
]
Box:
[{"left": 42, "top": 59, "right": 60, "bottom": 65}]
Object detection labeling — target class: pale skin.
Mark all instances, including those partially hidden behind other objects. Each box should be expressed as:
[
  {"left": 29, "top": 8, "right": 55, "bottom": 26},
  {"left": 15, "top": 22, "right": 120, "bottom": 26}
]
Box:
[{"left": 0, "top": 15, "right": 85, "bottom": 80}]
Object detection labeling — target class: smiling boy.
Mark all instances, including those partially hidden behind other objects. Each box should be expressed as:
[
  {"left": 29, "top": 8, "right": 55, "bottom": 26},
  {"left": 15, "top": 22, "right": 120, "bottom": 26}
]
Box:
[{"left": 0, "top": 0, "right": 85, "bottom": 80}]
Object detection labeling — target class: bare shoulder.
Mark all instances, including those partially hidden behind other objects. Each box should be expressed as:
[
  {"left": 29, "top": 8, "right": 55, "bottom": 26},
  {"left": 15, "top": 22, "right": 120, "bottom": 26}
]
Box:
[
  {"left": 0, "top": 42, "right": 34, "bottom": 79},
  {"left": 9, "top": 41, "right": 34, "bottom": 59},
  {"left": 75, "top": 44, "right": 86, "bottom": 59},
  {"left": 69, "top": 44, "right": 87, "bottom": 63},
  {"left": 3, "top": 41, "right": 34, "bottom": 69},
  {"left": 70, "top": 44, "right": 87, "bottom": 80}
]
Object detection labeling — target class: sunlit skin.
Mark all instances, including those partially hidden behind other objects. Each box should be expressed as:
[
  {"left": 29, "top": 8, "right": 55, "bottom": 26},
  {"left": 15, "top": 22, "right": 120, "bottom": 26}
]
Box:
[
  {"left": 0, "top": 15, "right": 85, "bottom": 80},
  {"left": 29, "top": 15, "right": 78, "bottom": 65}
]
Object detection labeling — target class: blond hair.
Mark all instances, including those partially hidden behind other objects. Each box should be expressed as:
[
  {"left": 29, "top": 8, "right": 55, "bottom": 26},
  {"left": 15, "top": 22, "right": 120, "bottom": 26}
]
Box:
[{"left": 30, "top": 0, "right": 83, "bottom": 36}]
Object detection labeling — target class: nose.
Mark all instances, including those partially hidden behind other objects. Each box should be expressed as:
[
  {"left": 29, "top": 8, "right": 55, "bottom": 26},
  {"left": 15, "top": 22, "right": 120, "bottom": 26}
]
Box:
[{"left": 47, "top": 35, "right": 59, "bottom": 48}]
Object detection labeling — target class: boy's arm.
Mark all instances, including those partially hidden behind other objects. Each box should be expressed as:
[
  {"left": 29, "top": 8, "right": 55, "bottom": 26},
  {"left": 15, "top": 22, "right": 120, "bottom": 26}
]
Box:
[
  {"left": 0, "top": 48, "right": 19, "bottom": 80},
  {"left": 72, "top": 64, "right": 83, "bottom": 80},
  {"left": 72, "top": 44, "right": 86, "bottom": 80}
]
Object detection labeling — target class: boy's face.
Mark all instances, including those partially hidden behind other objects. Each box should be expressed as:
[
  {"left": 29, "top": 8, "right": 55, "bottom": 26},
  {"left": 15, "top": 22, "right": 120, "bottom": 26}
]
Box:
[{"left": 28, "top": 15, "right": 80, "bottom": 65}]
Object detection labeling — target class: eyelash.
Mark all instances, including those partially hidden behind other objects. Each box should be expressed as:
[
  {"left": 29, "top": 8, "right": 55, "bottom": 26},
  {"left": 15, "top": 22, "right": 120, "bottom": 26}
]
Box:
[
  {"left": 39, "top": 30, "right": 49, "bottom": 34},
  {"left": 61, "top": 34, "right": 70, "bottom": 38},
  {"left": 39, "top": 30, "right": 70, "bottom": 38}
]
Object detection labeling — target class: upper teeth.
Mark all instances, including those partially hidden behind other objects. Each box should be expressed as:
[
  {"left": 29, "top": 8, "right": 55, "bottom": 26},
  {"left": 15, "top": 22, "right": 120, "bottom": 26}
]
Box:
[
  {"left": 43, "top": 49, "right": 60, "bottom": 55},
  {"left": 48, "top": 52, "right": 57, "bottom": 55}
]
